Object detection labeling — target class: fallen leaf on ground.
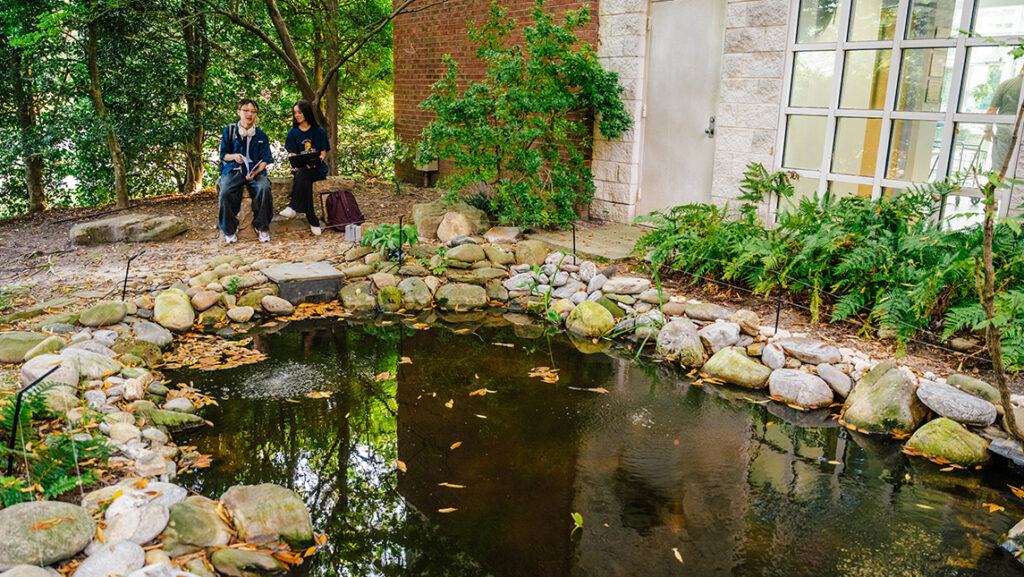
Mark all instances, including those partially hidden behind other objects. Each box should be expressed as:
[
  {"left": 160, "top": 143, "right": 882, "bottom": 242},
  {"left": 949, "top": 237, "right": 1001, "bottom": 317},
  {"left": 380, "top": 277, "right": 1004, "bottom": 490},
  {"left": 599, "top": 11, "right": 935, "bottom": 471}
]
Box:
[
  {"left": 307, "top": 391, "right": 332, "bottom": 399},
  {"left": 450, "top": 441, "right": 462, "bottom": 450},
  {"left": 438, "top": 482, "right": 466, "bottom": 489},
  {"left": 445, "top": 399, "right": 454, "bottom": 408},
  {"left": 396, "top": 460, "right": 407, "bottom": 473},
  {"left": 399, "top": 357, "right": 412, "bottom": 364},
  {"left": 438, "top": 507, "right": 458, "bottom": 513},
  {"left": 983, "top": 502, "right": 1006, "bottom": 513},
  {"left": 672, "top": 548, "right": 684, "bottom": 564},
  {"left": 586, "top": 387, "right": 608, "bottom": 394}
]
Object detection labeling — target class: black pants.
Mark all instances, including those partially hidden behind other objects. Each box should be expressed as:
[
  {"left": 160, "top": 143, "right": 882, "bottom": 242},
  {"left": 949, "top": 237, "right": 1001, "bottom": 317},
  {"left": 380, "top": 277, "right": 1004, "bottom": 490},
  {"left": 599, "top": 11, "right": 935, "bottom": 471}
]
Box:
[
  {"left": 289, "top": 168, "right": 323, "bottom": 228},
  {"left": 218, "top": 171, "right": 272, "bottom": 235}
]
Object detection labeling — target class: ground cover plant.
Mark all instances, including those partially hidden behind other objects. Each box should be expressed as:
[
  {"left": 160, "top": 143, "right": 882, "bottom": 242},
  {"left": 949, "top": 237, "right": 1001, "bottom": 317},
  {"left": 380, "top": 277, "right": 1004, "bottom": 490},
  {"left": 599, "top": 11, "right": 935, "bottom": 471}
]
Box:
[
  {"left": 417, "top": 0, "right": 632, "bottom": 228},
  {"left": 636, "top": 163, "right": 1024, "bottom": 371}
]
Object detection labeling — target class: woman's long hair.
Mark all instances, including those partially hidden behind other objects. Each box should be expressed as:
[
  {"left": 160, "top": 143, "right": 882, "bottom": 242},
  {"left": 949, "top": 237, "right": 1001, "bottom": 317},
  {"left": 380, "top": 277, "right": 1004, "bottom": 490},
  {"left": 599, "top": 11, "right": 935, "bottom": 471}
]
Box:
[{"left": 292, "top": 100, "right": 320, "bottom": 130}]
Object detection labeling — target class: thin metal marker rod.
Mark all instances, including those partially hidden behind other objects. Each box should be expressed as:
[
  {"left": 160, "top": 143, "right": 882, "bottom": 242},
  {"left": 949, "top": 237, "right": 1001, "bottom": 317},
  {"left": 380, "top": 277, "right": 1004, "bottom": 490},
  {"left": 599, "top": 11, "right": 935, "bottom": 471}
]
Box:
[
  {"left": 122, "top": 249, "right": 146, "bottom": 302},
  {"left": 571, "top": 223, "right": 576, "bottom": 257},
  {"left": 397, "top": 216, "right": 404, "bottom": 262},
  {"left": 774, "top": 271, "right": 783, "bottom": 335},
  {"left": 6, "top": 365, "right": 60, "bottom": 475}
]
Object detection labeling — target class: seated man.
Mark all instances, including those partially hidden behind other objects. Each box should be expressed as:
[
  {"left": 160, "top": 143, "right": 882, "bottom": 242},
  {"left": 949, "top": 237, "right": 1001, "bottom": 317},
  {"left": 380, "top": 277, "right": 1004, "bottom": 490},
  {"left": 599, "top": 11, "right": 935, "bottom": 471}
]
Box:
[{"left": 218, "top": 99, "right": 274, "bottom": 243}]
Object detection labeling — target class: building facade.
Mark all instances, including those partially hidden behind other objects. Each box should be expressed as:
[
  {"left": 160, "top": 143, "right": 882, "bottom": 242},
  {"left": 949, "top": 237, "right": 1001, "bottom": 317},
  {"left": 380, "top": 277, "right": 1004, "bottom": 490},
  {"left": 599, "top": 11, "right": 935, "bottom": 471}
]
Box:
[{"left": 394, "top": 0, "right": 1024, "bottom": 224}]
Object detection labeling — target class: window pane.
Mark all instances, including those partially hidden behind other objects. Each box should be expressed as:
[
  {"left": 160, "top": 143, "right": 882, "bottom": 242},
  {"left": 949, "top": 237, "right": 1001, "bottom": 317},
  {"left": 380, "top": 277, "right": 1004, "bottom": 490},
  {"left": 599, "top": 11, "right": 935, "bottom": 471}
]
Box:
[
  {"left": 942, "top": 195, "right": 996, "bottom": 230},
  {"left": 791, "top": 52, "right": 836, "bottom": 107},
  {"left": 960, "top": 46, "right": 1024, "bottom": 114},
  {"left": 849, "top": 0, "right": 899, "bottom": 41},
  {"left": 897, "top": 48, "right": 954, "bottom": 112},
  {"left": 881, "top": 186, "right": 905, "bottom": 197},
  {"left": 779, "top": 175, "right": 821, "bottom": 215},
  {"left": 907, "top": 0, "right": 964, "bottom": 39},
  {"left": 974, "top": 0, "right": 1024, "bottom": 37},
  {"left": 784, "top": 115, "right": 828, "bottom": 170},
  {"left": 840, "top": 50, "right": 891, "bottom": 109},
  {"left": 888, "top": 119, "right": 943, "bottom": 181},
  {"left": 828, "top": 181, "right": 874, "bottom": 199},
  {"left": 949, "top": 122, "right": 1016, "bottom": 175},
  {"left": 797, "top": 0, "right": 842, "bottom": 43},
  {"left": 832, "top": 117, "right": 883, "bottom": 176}
]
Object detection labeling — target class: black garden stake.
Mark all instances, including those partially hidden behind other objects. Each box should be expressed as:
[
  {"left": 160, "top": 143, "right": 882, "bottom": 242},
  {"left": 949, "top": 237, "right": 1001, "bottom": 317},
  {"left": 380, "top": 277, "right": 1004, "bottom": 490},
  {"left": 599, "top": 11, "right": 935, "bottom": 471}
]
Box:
[{"left": 6, "top": 365, "right": 60, "bottom": 475}]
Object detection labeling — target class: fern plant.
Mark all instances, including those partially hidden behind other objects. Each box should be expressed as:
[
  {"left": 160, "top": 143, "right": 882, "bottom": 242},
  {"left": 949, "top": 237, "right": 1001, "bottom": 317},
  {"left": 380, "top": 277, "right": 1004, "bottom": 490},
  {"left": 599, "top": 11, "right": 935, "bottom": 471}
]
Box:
[{"left": 945, "top": 289, "right": 1024, "bottom": 372}]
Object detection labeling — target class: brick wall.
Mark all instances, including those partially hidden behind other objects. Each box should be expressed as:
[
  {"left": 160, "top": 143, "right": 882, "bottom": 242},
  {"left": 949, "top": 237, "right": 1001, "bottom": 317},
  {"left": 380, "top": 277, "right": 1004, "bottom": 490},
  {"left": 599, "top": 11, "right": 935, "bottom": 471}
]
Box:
[
  {"left": 393, "top": 0, "right": 599, "bottom": 183},
  {"left": 712, "top": 0, "right": 790, "bottom": 219}
]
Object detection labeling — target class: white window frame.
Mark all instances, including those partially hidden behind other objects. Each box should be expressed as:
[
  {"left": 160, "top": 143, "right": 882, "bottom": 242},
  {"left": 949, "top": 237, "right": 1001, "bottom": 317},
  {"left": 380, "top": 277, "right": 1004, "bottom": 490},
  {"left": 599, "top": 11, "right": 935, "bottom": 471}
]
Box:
[{"left": 775, "top": 0, "right": 1024, "bottom": 221}]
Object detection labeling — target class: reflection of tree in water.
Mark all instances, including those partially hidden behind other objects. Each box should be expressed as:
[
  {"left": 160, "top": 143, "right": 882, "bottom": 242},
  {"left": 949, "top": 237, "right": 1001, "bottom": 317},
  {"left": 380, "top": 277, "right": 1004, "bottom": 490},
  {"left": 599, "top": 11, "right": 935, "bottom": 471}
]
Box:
[{"left": 176, "top": 322, "right": 487, "bottom": 577}]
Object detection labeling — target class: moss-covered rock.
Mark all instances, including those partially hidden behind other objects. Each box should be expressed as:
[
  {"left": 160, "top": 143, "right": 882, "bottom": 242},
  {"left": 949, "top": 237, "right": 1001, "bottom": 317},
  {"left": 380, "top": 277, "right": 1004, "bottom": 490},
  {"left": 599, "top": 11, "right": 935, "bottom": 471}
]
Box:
[
  {"left": 376, "top": 286, "right": 404, "bottom": 313},
  {"left": 79, "top": 301, "right": 128, "bottom": 327},
  {"left": 904, "top": 417, "right": 989, "bottom": 466},
  {"left": 112, "top": 337, "right": 163, "bottom": 367},
  {"left": 154, "top": 292, "right": 194, "bottom": 332},
  {"left": 339, "top": 282, "right": 376, "bottom": 310},
  {"left": 595, "top": 296, "right": 625, "bottom": 320},
  {"left": 163, "top": 496, "right": 232, "bottom": 557},
  {"left": 842, "top": 360, "right": 927, "bottom": 434},
  {"left": 565, "top": 301, "right": 614, "bottom": 338},
  {"left": 23, "top": 335, "right": 66, "bottom": 360},
  {"left": 702, "top": 347, "right": 771, "bottom": 389},
  {"left": 435, "top": 283, "right": 488, "bottom": 310},
  {"left": 137, "top": 407, "right": 205, "bottom": 432},
  {"left": 220, "top": 484, "right": 313, "bottom": 548},
  {"left": 0, "top": 331, "right": 48, "bottom": 364}
]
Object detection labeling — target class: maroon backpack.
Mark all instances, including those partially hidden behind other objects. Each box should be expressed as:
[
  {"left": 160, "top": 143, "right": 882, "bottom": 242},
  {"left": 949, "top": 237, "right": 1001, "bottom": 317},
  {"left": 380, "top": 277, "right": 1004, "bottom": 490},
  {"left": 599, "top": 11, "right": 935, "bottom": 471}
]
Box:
[{"left": 325, "top": 188, "right": 365, "bottom": 231}]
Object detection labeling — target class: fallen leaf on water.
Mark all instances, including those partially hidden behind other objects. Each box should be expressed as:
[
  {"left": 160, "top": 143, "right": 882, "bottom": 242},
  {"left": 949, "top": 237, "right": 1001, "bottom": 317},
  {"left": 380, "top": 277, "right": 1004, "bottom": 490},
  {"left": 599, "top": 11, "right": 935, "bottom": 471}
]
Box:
[
  {"left": 375, "top": 371, "right": 392, "bottom": 381},
  {"left": 469, "top": 388, "right": 497, "bottom": 396},
  {"left": 454, "top": 328, "right": 470, "bottom": 334},
  {"left": 586, "top": 387, "right": 608, "bottom": 394},
  {"left": 314, "top": 533, "right": 328, "bottom": 546},
  {"left": 827, "top": 460, "right": 841, "bottom": 465},
  {"left": 983, "top": 502, "right": 1006, "bottom": 513},
  {"left": 1010, "top": 485, "right": 1024, "bottom": 500},
  {"left": 445, "top": 399, "right": 454, "bottom": 408},
  {"left": 399, "top": 357, "right": 412, "bottom": 364},
  {"left": 284, "top": 399, "right": 300, "bottom": 403},
  {"left": 475, "top": 414, "right": 487, "bottom": 419},
  {"left": 939, "top": 466, "right": 955, "bottom": 472},
  {"left": 438, "top": 508, "right": 458, "bottom": 513},
  {"left": 493, "top": 342, "right": 514, "bottom": 348},
  {"left": 916, "top": 504, "right": 933, "bottom": 510},
  {"left": 438, "top": 482, "right": 466, "bottom": 489},
  {"left": 260, "top": 322, "right": 277, "bottom": 327},
  {"left": 396, "top": 461, "right": 407, "bottom": 473},
  {"left": 765, "top": 421, "right": 775, "bottom": 426},
  {"left": 672, "top": 548, "right": 684, "bottom": 564},
  {"left": 412, "top": 323, "right": 430, "bottom": 329},
  {"left": 450, "top": 441, "right": 462, "bottom": 450},
  {"left": 307, "top": 391, "right": 332, "bottom": 399},
  {"left": 303, "top": 546, "right": 317, "bottom": 557}
]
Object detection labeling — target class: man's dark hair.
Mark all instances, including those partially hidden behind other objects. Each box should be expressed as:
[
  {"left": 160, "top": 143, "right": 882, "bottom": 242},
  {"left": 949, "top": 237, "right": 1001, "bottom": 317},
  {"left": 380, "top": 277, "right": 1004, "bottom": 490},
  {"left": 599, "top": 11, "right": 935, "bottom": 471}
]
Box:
[
  {"left": 238, "top": 98, "right": 259, "bottom": 112},
  {"left": 292, "top": 100, "right": 320, "bottom": 129}
]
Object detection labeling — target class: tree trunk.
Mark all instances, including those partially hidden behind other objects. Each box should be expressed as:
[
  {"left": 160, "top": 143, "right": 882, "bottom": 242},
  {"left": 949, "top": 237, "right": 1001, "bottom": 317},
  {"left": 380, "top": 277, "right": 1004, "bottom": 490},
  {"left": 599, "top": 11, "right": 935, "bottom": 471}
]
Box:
[
  {"left": 323, "top": 0, "right": 340, "bottom": 175},
  {"left": 86, "top": 8, "right": 129, "bottom": 208},
  {"left": 183, "top": 1, "right": 209, "bottom": 194},
  {"left": 4, "top": 32, "right": 45, "bottom": 212}
]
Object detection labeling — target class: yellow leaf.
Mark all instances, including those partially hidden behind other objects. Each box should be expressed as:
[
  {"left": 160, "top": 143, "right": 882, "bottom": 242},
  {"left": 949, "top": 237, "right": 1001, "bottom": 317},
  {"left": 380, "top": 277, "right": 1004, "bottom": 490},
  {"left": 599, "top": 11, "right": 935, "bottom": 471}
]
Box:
[
  {"left": 375, "top": 371, "right": 392, "bottom": 381},
  {"left": 304, "top": 546, "right": 317, "bottom": 557},
  {"left": 454, "top": 328, "right": 470, "bottom": 334},
  {"left": 438, "top": 507, "right": 458, "bottom": 513},
  {"left": 475, "top": 414, "right": 487, "bottom": 419},
  {"left": 916, "top": 504, "right": 933, "bottom": 510},
  {"left": 314, "top": 533, "right": 328, "bottom": 546},
  {"left": 399, "top": 357, "right": 412, "bottom": 364},
  {"left": 983, "top": 502, "right": 1006, "bottom": 513},
  {"left": 765, "top": 421, "right": 775, "bottom": 426},
  {"left": 438, "top": 482, "right": 466, "bottom": 489},
  {"left": 586, "top": 387, "right": 608, "bottom": 394},
  {"left": 1009, "top": 485, "right": 1024, "bottom": 500},
  {"left": 672, "top": 548, "right": 684, "bottom": 564},
  {"left": 445, "top": 399, "right": 454, "bottom": 408},
  {"left": 307, "top": 391, "right": 332, "bottom": 399},
  {"left": 827, "top": 460, "right": 841, "bottom": 465},
  {"left": 450, "top": 441, "right": 462, "bottom": 450},
  {"left": 396, "top": 460, "right": 407, "bottom": 473},
  {"left": 939, "top": 466, "right": 954, "bottom": 472}
]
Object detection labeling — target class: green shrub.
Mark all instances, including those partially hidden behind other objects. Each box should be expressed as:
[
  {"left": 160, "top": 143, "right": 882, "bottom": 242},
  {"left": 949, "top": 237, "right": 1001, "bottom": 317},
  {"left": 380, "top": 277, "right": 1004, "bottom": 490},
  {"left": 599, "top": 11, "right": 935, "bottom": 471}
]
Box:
[
  {"left": 362, "top": 223, "right": 418, "bottom": 260},
  {"left": 418, "top": 0, "right": 632, "bottom": 228},
  {"left": 636, "top": 163, "right": 1024, "bottom": 366}
]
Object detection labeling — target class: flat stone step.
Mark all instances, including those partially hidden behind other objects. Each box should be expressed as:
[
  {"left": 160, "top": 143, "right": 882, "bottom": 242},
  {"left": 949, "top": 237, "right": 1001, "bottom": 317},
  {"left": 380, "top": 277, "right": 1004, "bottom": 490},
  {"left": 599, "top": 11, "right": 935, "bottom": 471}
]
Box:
[
  {"left": 526, "top": 223, "right": 644, "bottom": 262},
  {"left": 260, "top": 262, "right": 345, "bottom": 304}
]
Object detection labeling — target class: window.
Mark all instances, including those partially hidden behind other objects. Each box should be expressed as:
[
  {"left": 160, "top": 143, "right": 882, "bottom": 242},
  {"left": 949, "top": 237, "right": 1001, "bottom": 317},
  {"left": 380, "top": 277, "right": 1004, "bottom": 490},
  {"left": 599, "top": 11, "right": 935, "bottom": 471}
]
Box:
[{"left": 778, "top": 0, "right": 1023, "bottom": 223}]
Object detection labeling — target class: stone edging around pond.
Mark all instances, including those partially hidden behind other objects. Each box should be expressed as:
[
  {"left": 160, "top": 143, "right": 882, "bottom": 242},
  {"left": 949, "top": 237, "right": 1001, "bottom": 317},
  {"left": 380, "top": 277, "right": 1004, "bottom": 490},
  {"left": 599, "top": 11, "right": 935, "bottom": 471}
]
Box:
[{"left": 2, "top": 234, "right": 1024, "bottom": 571}]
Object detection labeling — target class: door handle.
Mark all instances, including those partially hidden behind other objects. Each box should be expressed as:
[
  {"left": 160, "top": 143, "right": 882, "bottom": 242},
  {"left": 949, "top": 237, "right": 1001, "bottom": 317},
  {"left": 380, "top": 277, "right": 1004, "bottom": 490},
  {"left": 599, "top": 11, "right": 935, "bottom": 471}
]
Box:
[{"left": 704, "top": 115, "right": 716, "bottom": 138}]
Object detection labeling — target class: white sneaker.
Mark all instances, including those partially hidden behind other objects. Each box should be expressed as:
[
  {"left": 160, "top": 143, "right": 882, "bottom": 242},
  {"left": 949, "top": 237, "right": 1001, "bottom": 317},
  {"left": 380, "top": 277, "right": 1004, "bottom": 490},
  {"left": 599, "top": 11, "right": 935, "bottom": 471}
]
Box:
[
  {"left": 279, "top": 207, "right": 297, "bottom": 219},
  {"left": 258, "top": 230, "right": 271, "bottom": 243},
  {"left": 310, "top": 226, "right": 322, "bottom": 236},
  {"left": 223, "top": 233, "right": 238, "bottom": 244}
]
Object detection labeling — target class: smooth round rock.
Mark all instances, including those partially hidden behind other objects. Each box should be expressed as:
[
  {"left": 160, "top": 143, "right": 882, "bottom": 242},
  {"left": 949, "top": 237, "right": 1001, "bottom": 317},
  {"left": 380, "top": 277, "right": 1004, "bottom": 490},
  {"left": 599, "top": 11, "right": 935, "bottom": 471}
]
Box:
[
  {"left": 0, "top": 501, "right": 95, "bottom": 569},
  {"left": 72, "top": 541, "right": 145, "bottom": 577},
  {"left": 768, "top": 369, "right": 834, "bottom": 409},
  {"left": 916, "top": 380, "right": 998, "bottom": 426}
]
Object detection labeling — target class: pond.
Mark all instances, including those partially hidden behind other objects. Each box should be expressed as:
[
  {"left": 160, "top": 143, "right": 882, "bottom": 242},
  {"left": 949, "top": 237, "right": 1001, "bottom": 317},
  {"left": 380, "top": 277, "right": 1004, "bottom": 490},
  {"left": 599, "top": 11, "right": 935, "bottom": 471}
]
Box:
[{"left": 168, "top": 318, "right": 1024, "bottom": 576}]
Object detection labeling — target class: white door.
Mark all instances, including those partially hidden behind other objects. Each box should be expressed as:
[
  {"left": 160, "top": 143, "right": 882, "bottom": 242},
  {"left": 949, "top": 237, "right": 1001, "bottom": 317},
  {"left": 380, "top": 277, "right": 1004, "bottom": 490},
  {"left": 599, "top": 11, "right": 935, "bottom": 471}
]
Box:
[{"left": 638, "top": 0, "right": 726, "bottom": 216}]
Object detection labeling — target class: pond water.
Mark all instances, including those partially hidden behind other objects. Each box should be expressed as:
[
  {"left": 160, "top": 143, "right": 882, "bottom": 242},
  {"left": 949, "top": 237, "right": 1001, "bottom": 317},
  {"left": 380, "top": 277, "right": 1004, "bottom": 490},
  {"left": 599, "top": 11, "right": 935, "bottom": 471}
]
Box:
[{"left": 169, "top": 318, "right": 1024, "bottom": 576}]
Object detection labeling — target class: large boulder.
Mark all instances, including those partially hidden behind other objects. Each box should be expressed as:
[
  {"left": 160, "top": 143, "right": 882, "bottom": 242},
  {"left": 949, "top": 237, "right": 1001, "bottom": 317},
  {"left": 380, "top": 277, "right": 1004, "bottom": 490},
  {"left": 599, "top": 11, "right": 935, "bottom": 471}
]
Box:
[
  {"left": 23, "top": 335, "right": 66, "bottom": 361},
  {"left": 915, "top": 380, "right": 997, "bottom": 426},
  {"left": 656, "top": 319, "right": 704, "bottom": 367},
  {"left": 398, "top": 278, "right": 432, "bottom": 310},
  {"left": 774, "top": 337, "right": 842, "bottom": 365},
  {"left": 79, "top": 301, "right": 128, "bottom": 327},
  {"left": 434, "top": 283, "right": 488, "bottom": 310},
  {"left": 70, "top": 214, "right": 185, "bottom": 245},
  {"left": 565, "top": 301, "right": 615, "bottom": 338},
  {"left": 220, "top": 484, "right": 313, "bottom": 548},
  {"left": 0, "top": 501, "right": 94, "bottom": 570},
  {"left": 768, "top": 369, "right": 834, "bottom": 409},
  {"left": 483, "top": 226, "right": 521, "bottom": 244},
  {"left": 412, "top": 199, "right": 487, "bottom": 241},
  {"left": 163, "top": 496, "right": 232, "bottom": 557},
  {"left": 154, "top": 292, "right": 195, "bottom": 332},
  {"left": 904, "top": 417, "right": 989, "bottom": 466},
  {"left": 20, "top": 354, "right": 79, "bottom": 387},
  {"left": 436, "top": 212, "right": 475, "bottom": 244},
  {"left": 123, "top": 215, "right": 187, "bottom": 243},
  {"left": 841, "top": 360, "right": 927, "bottom": 434},
  {"left": 702, "top": 347, "right": 772, "bottom": 389},
  {"left": 0, "top": 332, "right": 48, "bottom": 364},
  {"left": 515, "top": 240, "right": 549, "bottom": 267}
]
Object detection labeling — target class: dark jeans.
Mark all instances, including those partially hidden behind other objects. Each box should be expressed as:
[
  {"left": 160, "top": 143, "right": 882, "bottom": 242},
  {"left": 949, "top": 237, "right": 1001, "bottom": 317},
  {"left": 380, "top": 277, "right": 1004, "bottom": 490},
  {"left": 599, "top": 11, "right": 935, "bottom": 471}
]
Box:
[
  {"left": 288, "top": 168, "right": 324, "bottom": 228},
  {"left": 218, "top": 171, "right": 272, "bottom": 235}
]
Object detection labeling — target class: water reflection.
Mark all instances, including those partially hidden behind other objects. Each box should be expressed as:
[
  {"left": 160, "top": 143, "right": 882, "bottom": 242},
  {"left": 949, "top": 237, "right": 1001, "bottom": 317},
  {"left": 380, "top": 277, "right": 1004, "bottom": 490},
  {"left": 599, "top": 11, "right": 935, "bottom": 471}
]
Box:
[{"left": 171, "top": 320, "right": 1024, "bottom": 576}]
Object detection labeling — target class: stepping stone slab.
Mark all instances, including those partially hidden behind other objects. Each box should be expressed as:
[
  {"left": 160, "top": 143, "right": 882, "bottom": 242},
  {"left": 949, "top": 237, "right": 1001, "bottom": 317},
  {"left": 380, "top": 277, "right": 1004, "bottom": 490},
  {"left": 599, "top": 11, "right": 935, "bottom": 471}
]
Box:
[
  {"left": 261, "top": 262, "right": 344, "bottom": 305},
  {"left": 768, "top": 369, "right": 834, "bottom": 409},
  {"left": 842, "top": 360, "right": 926, "bottom": 434},
  {"left": 0, "top": 501, "right": 95, "bottom": 569},
  {"left": 72, "top": 541, "right": 145, "bottom": 577},
  {"left": 79, "top": 301, "right": 127, "bottom": 327},
  {"left": 656, "top": 319, "right": 704, "bottom": 367},
  {"left": 435, "top": 283, "right": 488, "bottom": 310},
  {"left": 905, "top": 417, "right": 989, "bottom": 466},
  {"left": 565, "top": 301, "right": 615, "bottom": 338},
  {"left": 163, "top": 496, "right": 233, "bottom": 557},
  {"left": 220, "top": 484, "right": 313, "bottom": 548},
  {"left": 0, "top": 332, "right": 48, "bottom": 364},
  {"left": 916, "top": 380, "right": 997, "bottom": 426},
  {"left": 775, "top": 337, "right": 842, "bottom": 365},
  {"left": 947, "top": 374, "right": 1000, "bottom": 404},
  {"left": 703, "top": 347, "right": 771, "bottom": 389}
]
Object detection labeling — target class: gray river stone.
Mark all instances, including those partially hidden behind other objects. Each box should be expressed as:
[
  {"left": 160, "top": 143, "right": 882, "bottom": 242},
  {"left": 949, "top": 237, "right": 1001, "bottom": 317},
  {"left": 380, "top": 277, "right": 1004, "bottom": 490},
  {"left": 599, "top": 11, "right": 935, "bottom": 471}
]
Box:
[
  {"left": 164, "top": 496, "right": 232, "bottom": 557},
  {"left": 0, "top": 566, "right": 60, "bottom": 577},
  {"left": 601, "top": 277, "right": 650, "bottom": 295},
  {"left": 947, "top": 374, "right": 1000, "bottom": 404},
  {"left": 698, "top": 322, "right": 741, "bottom": 353},
  {"left": 132, "top": 321, "right": 173, "bottom": 349},
  {"left": 72, "top": 542, "right": 145, "bottom": 577},
  {"left": 587, "top": 274, "right": 607, "bottom": 294},
  {"left": 0, "top": 501, "right": 95, "bottom": 570},
  {"left": 656, "top": 319, "right": 704, "bottom": 367},
  {"left": 816, "top": 363, "right": 852, "bottom": 397},
  {"left": 20, "top": 354, "right": 79, "bottom": 387},
  {"left": 768, "top": 369, "right": 834, "bottom": 409},
  {"left": 65, "top": 341, "right": 116, "bottom": 358},
  {"left": 551, "top": 279, "right": 584, "bottom": 300},
  {"left": 60, "top": 349, "right": 119, "bottom": 379},
  {"left": 579, "top": 261, "right": 597, "bottom": 283},
  {"left": 775, "top": 337, "right": 842, "bottom": 364},
  {"left": 106, "top": 504, "right": 169, "bottom": 545},
  {"left": 221, "top": 484, "right": 314, "bottom": 548},
  {"left": 761, "top": 343, "right": 786, "bottom": 370},
  {"left": 916, "top": 380, "right": 997, "bottom": 426},
  {"left": 503, "top": 273, "right": 537, "bottom": 292}
]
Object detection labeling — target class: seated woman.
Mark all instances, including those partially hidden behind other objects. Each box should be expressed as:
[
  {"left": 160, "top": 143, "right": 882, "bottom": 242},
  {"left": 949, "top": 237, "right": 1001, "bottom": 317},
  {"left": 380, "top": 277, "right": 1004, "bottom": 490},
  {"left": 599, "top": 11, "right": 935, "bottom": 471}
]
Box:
[{"left": 279, "top": 99, "right": 331, "bottom": 235}]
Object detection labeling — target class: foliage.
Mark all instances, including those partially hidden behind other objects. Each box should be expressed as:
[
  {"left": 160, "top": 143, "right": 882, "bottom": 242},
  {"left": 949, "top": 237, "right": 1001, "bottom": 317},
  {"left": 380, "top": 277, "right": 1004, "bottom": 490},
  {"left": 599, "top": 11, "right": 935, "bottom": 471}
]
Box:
[
  {"left": 362, "top": 222, "right": 418, "bottom": 259},
  {"left": 944, "top": 289, "right": 1024, "bottom": 372},
  {"left": 418, "top": 0, "right": 632, "bottom": 228},
  {"left": 636, "top": 162, "right": 1024, "bottom": 365},
  {"left": 0, "top": 385, "right": 111, "bottom": 504}
]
